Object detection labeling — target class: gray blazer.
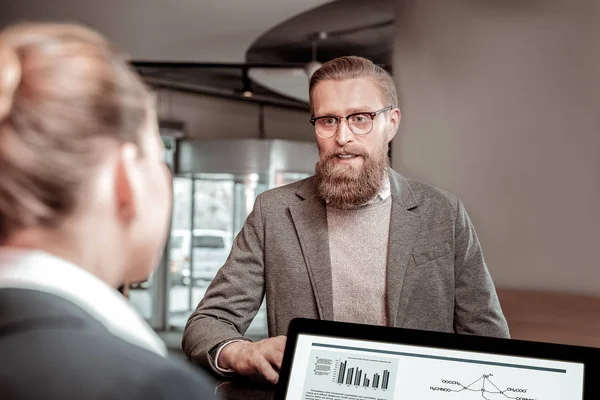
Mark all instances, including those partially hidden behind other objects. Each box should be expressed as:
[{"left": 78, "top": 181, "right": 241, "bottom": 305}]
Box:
[
  {"left": 183, "top": 169, "right": 510, "bottom": 370},
  {"left": 0, "top": 288, "right": 216, "bottom": 400}
]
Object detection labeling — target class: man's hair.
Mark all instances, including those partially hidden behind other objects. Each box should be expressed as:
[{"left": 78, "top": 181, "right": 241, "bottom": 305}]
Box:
[
  {"left": 309, "top": 56, "right": 398, "bottom": 112},
  {"left": 0, "top": 22, "right": 151, "bottom": 242}
]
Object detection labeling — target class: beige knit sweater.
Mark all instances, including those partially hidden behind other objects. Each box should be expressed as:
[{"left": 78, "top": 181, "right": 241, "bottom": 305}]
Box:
[{"left": 327, "top": 196, "right": 392, "bottom": 326}]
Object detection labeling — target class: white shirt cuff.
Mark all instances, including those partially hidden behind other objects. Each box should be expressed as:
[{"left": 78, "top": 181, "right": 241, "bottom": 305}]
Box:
[{"left": 214, "top": 339, "right": 248, "bottom": 373}]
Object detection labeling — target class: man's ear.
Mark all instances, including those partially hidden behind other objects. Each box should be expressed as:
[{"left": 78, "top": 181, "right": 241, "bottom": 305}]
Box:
[
  {"left": 114, "top": 143, "right": 140, "bottom": 223},
  {"left": 387, "top": 107, "right": 401, "bottom": 142}
]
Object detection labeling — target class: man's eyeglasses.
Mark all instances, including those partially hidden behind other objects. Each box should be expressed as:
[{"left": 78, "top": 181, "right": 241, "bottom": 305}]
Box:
[{"left": 309, "top": 106, "right": 393, "bottom": 139}]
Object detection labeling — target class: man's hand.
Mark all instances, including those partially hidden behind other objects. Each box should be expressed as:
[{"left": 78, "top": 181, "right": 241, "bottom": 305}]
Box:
[{"left": 218, "top": 336, "right": 287, "bottom": 384}]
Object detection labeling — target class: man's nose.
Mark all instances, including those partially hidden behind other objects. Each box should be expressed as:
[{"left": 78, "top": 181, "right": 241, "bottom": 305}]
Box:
[{"left": 335, "top": 119, "right": 355, "bottom": 146}]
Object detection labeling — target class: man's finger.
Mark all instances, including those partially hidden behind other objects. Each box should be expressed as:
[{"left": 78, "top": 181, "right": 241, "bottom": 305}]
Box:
[
  {"left": 264, "top": 346, "right": 285, "bottom": 369},
  {"left": 255, "top": 356, "right": 279, "bottom": 384},
  {"left": 272, "top": 335, "right": 287, "bottom": 349}
]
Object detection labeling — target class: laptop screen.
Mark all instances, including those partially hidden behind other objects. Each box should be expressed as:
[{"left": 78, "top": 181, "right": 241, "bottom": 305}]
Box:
[{"left": 282, "top": 333, "right": 585, "bottom": 400}]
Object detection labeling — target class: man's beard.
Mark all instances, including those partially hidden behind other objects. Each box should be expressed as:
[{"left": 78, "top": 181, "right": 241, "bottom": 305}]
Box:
[{"left": 315, "top": 142, "right": 389, "bottom": 210}]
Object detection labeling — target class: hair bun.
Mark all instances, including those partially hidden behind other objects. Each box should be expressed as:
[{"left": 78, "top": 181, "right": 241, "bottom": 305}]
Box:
[{"left": 0, "top": 43, "right": 22, "bottom": 121}]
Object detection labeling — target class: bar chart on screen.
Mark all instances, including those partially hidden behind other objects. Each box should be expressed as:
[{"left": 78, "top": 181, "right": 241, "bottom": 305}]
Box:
[
  {"left": 301, "top": 349, "right": 398, "bottom": 400},
  {"left": 336, "top": 360, "right": 391, "bottom": 389}
]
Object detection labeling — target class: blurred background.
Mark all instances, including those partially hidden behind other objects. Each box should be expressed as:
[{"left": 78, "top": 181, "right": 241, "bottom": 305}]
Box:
[{"left": 1, "top": 0, "right": 598, "bottom": 355}]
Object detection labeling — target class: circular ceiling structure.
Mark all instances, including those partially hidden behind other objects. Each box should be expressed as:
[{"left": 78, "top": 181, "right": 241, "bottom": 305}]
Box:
[{"left": 246, "top": 0, "right": 395, "bottom": 103}]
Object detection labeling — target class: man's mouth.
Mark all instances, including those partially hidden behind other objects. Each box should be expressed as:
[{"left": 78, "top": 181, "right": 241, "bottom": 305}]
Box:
[{"left": 335, "top": 154, "right": 360, "bottom": 159}]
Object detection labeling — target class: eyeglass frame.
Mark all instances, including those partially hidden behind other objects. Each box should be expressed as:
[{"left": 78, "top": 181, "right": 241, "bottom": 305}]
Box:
[{"left": 309, "top": 106, "right": 393, "bottom": 138}]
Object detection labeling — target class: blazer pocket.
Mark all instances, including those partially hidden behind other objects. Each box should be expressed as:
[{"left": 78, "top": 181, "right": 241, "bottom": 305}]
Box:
[{"left": 412, "top": 242, "right": 452, "bottom": 266}]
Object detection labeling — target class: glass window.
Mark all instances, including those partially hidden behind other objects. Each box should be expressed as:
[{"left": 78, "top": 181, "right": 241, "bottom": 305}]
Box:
[
  {"left": 166, "top": 176, "right": 236, "bottom": 331},
  {"left": 170, "top": 235, "right": 184, "bottom": 249},
  {"left": 162, "top": 172, "right": 309, "bottom": 337},
  {"left": 193, "top": 235, "right": 225, "bottom": 249}
]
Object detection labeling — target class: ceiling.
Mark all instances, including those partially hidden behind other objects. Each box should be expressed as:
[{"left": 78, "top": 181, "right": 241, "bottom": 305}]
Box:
[
  {"left": 0, "top": 0, "right": 395, "bottom": 107},
  {"left": 247, "top": 0, "right": 395, "bottom": 102},
  {"left": 248, "top": 0, "right": 394, "bottom": 66},
  {"left": 0, "top": 0, "right": 333, "bottom": 62}
]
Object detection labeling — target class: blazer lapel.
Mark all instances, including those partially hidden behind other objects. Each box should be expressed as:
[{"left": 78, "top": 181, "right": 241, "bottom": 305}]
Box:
[
  {"left": 289, "top": 179, "right": 334, "bottom": 321},
  {"left": 386, "top": 170, "right": 421, "bottom": 326}
]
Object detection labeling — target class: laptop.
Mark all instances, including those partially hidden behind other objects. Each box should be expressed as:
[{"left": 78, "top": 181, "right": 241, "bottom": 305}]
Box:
[{"left": 275, "top": 318, "right": 599, "bottom": 400}]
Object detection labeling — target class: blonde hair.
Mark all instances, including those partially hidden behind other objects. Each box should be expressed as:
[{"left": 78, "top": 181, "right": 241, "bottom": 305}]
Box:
[
  {"left": 309, "top": 56, "right": 398, "bottom": 112},
  {"left": 0, "top": 23, "right": 151, "bottom": 242}
]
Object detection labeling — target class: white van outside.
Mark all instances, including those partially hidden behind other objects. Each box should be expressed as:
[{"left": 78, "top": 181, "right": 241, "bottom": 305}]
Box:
[{"left": 169, "top": 229, "right": 232, "bottom": 286}]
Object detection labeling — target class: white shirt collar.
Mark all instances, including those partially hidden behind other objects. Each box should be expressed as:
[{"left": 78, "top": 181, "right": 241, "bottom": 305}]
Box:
[
  {"left": 378, "top": 172, "right": 392, "bottom": 201},
  {"left": 362, "top": 172, "right": 391, "bottom": 206},
  {"left": 0, "top": 248, "right": 167, "bottom": 357}
]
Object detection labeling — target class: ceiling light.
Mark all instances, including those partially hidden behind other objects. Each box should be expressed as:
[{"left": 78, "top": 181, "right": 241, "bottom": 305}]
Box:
[{"left": 305, "top": 60, "right": 322, "bottom": 78}]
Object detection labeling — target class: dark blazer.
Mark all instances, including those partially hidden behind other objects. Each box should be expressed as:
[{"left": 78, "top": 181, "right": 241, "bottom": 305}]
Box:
[
  {"left": 0, "top": 288, "right": 216, "bottom": 400},
  {"left": 183, "top": 169, "right": 510, "bottom": 371}
]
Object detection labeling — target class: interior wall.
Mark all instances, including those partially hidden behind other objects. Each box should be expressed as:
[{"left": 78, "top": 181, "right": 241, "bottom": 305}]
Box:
[
  {"left": 392, "top": 0, "right": 600, "bottom": 294},
  {"left": 263, "top": 106, "right": 315, "bottom": 141}
]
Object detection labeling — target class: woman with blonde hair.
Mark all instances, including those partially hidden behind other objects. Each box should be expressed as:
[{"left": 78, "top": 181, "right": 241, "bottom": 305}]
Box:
[{"left": 0, "top": 22, "right": 214, "bottom": 399}]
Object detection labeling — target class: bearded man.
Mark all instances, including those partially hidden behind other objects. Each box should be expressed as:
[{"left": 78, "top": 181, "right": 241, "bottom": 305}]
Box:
[{"left": 183, "top": 56, "right": 510, "bottom": 383}]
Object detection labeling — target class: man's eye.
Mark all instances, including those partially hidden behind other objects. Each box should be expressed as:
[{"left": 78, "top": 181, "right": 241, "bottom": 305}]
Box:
[
  {"left": 351, "top": 114, "right": 368, "bottom": 123},
  {"left": 320, "top": 118, "right": 337, "bottom": 126}
]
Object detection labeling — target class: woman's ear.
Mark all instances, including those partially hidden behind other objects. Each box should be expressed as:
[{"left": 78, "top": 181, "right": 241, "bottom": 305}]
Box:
[{"left": 114, "top": 143, "right": 140, "bottom": 223}]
